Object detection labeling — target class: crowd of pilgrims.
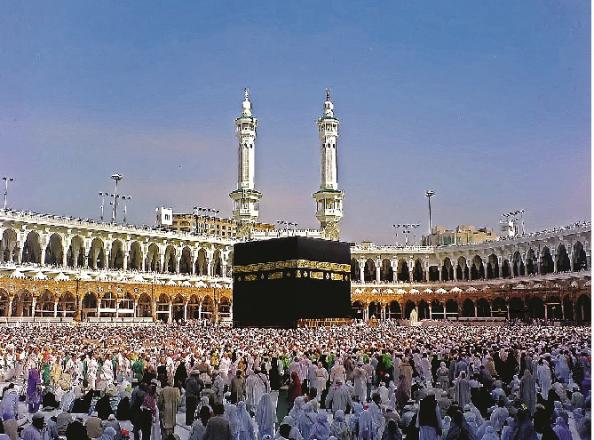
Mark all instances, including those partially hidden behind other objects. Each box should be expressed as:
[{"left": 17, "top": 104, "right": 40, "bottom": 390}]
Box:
[{"left": 0, "top": 321, "right": 589, "bottom": 440}]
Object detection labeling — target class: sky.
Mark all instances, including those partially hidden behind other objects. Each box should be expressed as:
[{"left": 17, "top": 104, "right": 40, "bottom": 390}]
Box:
[{"left": 0, "top": 1, "right": 590, "bottom": 243}]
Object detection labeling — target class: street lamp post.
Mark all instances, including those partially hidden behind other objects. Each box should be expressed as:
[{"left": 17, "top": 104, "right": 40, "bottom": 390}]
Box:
[
  {"left": 393, "top": 224, "right": 420, "bottom": 246},
  {"left": 425, "top": 190, "right": 435, "bottom": 237},
  {"left": 410, "top": 224, "right": 420, "bottom": 245},
  {"left": 2, "top": 177, "right": 14, "bottom": 210},
  {"left": 110, "top": 173, "right": 123, "bottom": 223},
  {"left": 121, "top": 195, "right": 131, "bottom": 223},
  {"left": 98, "top": 192, "right": 108, "bottom": 221}
]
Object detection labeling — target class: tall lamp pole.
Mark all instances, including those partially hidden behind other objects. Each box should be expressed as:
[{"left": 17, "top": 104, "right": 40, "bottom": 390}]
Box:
[
  {"left": 110, "top": 173, "right": 123, "bottom": 223},
  {"left": 410, "top": 223, "right": 420, "bottom": 245},
  {"left": 393, "top": 224, "right": 420, "bottom": 246},
  {"left": 98, "top": 192, "right": 108, "bottom": 221},
  {"left": 2, "top": 177, "right": 14, "bottom": 210},
  {"left": 392, "top": 225, "right": 399, "bottom": 246},
  {"left": 121, "top": 195, "right": 131, "bottom": 223},
  {"left": 425, "top": 190, "right": 435, "bottom": 237}
]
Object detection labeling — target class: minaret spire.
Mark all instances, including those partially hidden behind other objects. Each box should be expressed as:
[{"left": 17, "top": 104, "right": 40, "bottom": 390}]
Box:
[
  {"left": 313, "top": 89, "right": 344, "bottom": 240},
  {"left": 241, "top": 88, "right": 252, "bottom": 117},
  {"left": 230, "top": 88, "right": 262, "bottom": 238}
]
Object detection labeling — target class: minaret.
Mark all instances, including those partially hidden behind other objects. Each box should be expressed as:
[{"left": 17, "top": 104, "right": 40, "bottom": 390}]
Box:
[
  {"left": 230, "top": 88, "right": 262, "bottom": 238},
  {"left": 313, "top": 89, "right": 344, "bottom": 240}
]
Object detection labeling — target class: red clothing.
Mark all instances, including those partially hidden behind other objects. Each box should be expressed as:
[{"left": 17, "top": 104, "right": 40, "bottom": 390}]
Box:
[{"left": 288, "top": 372, "right": 302, "bottom": 405}]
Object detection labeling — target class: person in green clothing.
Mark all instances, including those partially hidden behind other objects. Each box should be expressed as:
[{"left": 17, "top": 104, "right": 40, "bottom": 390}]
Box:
[
  {"left": 41, "top": 362, "right": 51, "bottom": 386},
  {"left": 327, "top": 353, "right": 336, "bottom": 369},
  {"left": 132, "top": 357, "right": 145, "bottom": 382},
  {"left": 382, "top": 352, "right": 393, "bottom": 371}
]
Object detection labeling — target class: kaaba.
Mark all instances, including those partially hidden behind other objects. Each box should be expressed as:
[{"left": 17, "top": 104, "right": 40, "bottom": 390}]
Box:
[{"left": 232, "top": 236, "right": 352, "bottom": 328}]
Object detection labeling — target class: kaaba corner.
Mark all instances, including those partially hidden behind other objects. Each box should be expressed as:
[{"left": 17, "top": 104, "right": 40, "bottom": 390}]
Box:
[{"left": 232, "top": 236, "right": 352, "bottom": 328}]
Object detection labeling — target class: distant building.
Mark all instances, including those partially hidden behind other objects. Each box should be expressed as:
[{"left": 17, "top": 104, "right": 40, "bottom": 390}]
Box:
[
  {"left": 164, "top": 212, "right": 275, "bottom": 239},
  {"left": 423, "top": 224, "right": 497, "bottom": 246},
  {"left": 155, "top": 207, "right": 173, "bottom": 226}
]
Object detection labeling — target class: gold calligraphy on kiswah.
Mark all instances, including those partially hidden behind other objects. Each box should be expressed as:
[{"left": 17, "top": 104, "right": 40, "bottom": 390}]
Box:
[{"left": 234, "top": 259, "right": 351, "bottom": 274}]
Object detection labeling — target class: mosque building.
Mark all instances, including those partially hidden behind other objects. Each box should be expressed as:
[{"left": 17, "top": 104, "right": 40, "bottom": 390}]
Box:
[{"left": 0, "top": 91, "right": 590, "bottom": 324}]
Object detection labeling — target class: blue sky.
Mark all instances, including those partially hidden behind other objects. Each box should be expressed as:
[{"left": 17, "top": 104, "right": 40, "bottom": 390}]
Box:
[{"left": 1, "top": 1, "right": 590, "bottom": 243}]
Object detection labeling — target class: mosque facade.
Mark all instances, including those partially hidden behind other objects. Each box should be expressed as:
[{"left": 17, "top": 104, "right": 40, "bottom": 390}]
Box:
[{"left": 0, "top": 91, "right": 590, "bottom": 324}]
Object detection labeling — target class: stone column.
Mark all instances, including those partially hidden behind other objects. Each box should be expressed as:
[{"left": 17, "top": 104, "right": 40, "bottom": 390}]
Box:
[
  {"left": 358, "top": 259, "right": 365, "bottom": 284},
  {"left": 375, "top": 258, "right": 381, "bottom": 283},
  {"left": 53, "top": 300, "right": 58, "bottom": 318},
  {"left": 151, "top": 299, "right": 157, "bottom": 322},
  {"left": 123, "top": 252, "right": 129, "bottom": 271},
  {"left": 408, "top": 260, "right": 414, "bottom": 282},
  {"left": 552, "top": 251, "right": 558, "bottom": 273},
  {"left": 104, "top": 243, "right": 112, "bottom": 269},
  {"left": 62, "top": 250, "right": 68, "bottom": 268},
  {"left": 115, "top": 298, "right": 120, "bottom": 318},
  {"left": 175, "top": 255, "right": 181, "bottom": 274},
  {"left": 206, "top": 250, "right": 214, "bottom": 277},
  {"left": 498, "top": 257, "right": 504, "bottom": 279},
  {"left": 157, "top": 252, "right": 164, "bottom": 273},
  {"left": 438, "top": 266, "right": 442, "bottom": 282},
  {"left": 191, "top": 251, "right": 198, "bottom": 275},
  {"left": 168, "top": 302, "right": 172, "bottom": 323},
  {"left": 424, "top": 263, "right": 430, "bottom": 282},
  {"left": 31, "top": 297, "right": 37, "bottom": 317},
  {"left": 133, "top": 300, "right": 138, "bottom": 318},
  {"left": 198, "top": 303, "right": 202, "bottom": 320},
  {"left": 183, "top": 302, "right": 188, "bottom": 321},
  {"left": 466, "top": 261, "right": 472, "bottom": 280},
  {"left": 473, "top": 302, "right": 477, "bottom": 317},
  {"left": 7, "top": 297, "right": 12, "bottom": 317},
  {"left": 77, "top": 296, "right": 83, "bottom": 319},
  {"left": 141, "top": 245, "right": 149, "bottom": 272},
  {"left": 453, "top": 263, "right": 458, "bottom": 281},
  {"left": 8, "top": 243, "right": 16, "bottom": 263},
  {"left": 213, "top": 299, "right": 220, "bottom": 324},
  {"left": 390, "top": 259, "right": 398, "bottom": 282},
  {"left": 0, "top": 227, "right": 4, "bottom": 262}
]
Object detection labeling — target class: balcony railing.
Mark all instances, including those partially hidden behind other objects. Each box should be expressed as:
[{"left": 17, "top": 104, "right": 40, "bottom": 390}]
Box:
[{"left": 0, "top": 209, "right": 233, "bottom": 244}]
